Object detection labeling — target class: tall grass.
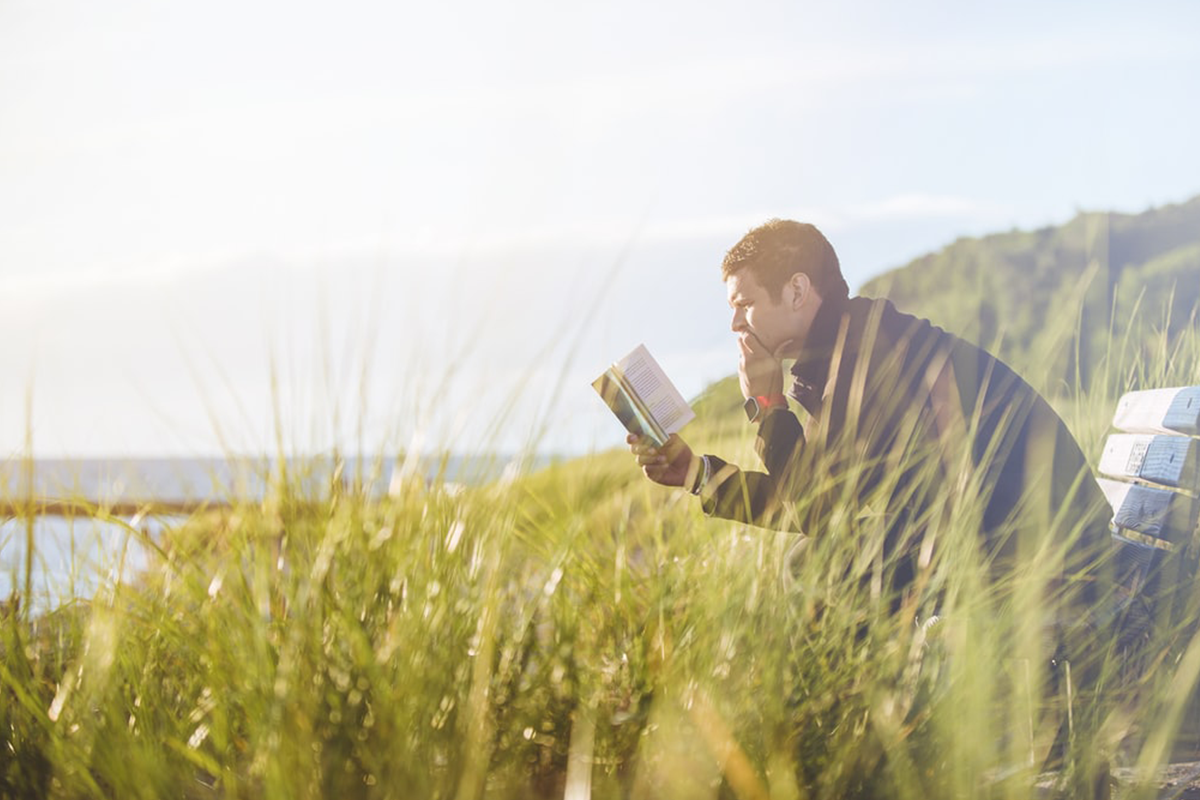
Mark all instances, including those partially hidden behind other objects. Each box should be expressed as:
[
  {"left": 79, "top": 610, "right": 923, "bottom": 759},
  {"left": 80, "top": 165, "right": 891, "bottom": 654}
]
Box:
[{"left": 2, "top": 301, "right": 1200, "bottom": 799}]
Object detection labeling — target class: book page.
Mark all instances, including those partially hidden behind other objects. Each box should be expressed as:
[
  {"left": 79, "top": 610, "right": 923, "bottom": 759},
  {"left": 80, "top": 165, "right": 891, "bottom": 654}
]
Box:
[{"left": 613, "top": 344, "right": 695, "bottom": 435}]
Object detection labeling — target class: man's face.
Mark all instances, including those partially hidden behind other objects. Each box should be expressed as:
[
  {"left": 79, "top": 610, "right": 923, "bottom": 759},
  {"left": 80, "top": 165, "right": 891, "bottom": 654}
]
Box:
[{"left": 726, "top": 270, "right": 801, "bottom": 357}]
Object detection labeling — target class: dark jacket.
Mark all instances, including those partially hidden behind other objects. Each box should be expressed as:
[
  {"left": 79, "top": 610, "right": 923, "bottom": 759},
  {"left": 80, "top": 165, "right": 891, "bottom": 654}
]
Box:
[{"left": 700, "top": 294, "right": 1112, "bottom": 603}]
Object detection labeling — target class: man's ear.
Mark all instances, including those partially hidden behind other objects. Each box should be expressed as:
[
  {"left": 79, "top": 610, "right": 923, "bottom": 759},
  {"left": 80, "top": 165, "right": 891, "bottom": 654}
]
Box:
[{"left": 790, "top": 273, "right": 812, "bottom": 310}]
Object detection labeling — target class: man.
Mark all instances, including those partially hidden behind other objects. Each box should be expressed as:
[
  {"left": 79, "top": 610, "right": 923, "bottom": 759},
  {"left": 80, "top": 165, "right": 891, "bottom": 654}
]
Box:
[
  {"left": 628, "top": 219, "right": 1121, "bottom": 787},
  {"left": 628, "top": 218, "right": 1115, "bottom": 625}
]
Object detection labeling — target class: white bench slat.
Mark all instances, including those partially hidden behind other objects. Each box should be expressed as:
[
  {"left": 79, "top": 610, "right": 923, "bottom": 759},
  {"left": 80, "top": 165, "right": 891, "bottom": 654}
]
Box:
[
  {"left": 1099, "top": 434, "right": 1154, "bottom": 481},
  {"left": 1099, "top": 433, "right": 1199, "bottom": 490},
  {"left": 1113, "top": 386, "right": 1200, "bottom": 435}
]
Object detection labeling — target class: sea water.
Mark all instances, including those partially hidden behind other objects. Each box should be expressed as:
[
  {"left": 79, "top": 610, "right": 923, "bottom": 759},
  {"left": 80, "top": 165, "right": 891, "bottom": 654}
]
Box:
[
  {"left": 0, "top": 454, "right": 545, "bottom": 616},
  {"left": 0, "top": 514, "right": 164, "bottom": 614}
]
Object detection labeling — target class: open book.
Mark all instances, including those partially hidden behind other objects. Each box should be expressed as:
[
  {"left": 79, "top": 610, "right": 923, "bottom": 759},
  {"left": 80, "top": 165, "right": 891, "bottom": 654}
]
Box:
[{"left": 592, "top": 344, "right": 695, "bottom": 447}]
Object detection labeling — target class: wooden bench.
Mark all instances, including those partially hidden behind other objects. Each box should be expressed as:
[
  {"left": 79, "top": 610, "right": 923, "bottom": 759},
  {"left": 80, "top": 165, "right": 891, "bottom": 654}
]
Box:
[{"left": 1097, "top": 386, "right": 1200, "bottom": 631}]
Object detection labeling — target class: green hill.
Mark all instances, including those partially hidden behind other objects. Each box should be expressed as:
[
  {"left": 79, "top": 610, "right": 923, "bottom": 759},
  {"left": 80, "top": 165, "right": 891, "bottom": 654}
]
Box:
[{"left": 860, "top": 195, "right": 1200, "bottom": 395}]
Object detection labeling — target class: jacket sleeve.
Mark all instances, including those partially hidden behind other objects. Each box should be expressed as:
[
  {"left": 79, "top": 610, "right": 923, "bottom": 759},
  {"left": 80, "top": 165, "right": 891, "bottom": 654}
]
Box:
[{"left": 698, "top": 408, "right": 807, "bottom": 533}]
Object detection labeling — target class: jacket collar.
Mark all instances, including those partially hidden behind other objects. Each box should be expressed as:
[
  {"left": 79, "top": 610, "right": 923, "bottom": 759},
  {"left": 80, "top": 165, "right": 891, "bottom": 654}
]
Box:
[{"left": 789, "top": 293, "right": 849, "bottom": 406}]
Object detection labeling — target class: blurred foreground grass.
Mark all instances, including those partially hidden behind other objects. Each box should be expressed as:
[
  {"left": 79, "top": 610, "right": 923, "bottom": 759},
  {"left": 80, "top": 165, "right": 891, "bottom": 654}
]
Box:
[{"left": 3, "top": 307, "right": 1200, "bottom": 799}]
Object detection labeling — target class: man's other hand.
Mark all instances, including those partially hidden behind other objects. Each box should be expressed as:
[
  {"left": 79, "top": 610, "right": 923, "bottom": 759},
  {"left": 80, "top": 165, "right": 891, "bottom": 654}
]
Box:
[
  {"left": 627, "top": 433, "right": 696, "bottom": 488},
  {"left": 738, "top": 331, "right": 791, "bottom": 399}
]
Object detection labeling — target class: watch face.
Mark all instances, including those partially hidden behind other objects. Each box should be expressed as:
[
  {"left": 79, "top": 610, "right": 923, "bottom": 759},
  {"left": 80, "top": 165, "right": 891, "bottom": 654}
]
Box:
[{"left": 743, "top": 396, "right": 759, "bottom": 422}]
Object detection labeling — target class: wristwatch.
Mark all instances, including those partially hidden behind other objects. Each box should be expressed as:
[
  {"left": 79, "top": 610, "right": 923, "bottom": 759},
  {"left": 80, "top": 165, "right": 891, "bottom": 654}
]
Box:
[{"left": 743, "top": 394, "right": 788, "bottom": 423}]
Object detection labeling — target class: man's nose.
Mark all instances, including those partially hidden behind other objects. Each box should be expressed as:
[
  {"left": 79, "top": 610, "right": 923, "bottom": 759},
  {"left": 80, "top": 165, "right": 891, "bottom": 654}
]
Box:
[{"left": 731, "top": 309, "right": 746, "bottom": 332}]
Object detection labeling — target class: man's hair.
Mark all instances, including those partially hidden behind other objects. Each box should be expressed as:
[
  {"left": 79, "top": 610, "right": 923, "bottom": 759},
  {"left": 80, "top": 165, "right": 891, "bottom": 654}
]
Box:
[{"left": 721, "top": 220, "right": 849, "bottom": 302}]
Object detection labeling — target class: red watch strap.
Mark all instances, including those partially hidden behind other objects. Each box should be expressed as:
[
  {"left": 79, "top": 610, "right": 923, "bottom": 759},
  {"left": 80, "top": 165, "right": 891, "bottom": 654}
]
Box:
[{"left": 756, "top": 394, "right": 788, "bottom": 409}]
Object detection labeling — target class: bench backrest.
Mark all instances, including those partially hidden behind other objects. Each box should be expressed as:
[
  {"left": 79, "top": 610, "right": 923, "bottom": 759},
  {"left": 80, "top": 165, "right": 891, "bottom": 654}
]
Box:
[{"left": 1097, "top": 386, "right": 1200, "bottom": 617}]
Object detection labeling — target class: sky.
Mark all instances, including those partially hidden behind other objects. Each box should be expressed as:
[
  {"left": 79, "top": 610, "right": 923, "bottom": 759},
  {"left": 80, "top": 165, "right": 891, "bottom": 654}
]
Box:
[{"left": 2, "top": 0, "right": 1199, "bottom": 458}]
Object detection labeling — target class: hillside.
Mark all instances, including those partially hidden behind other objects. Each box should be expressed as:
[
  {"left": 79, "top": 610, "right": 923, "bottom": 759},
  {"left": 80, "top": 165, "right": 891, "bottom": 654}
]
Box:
[{"left": 860, "top": 195, "right": 1200, "bottom": 394}]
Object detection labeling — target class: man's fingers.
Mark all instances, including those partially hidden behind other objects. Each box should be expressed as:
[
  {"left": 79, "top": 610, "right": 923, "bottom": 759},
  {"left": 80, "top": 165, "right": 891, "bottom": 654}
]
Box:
[
  {"left": 630, "top": 434, "right": 665, "bottom": 464},
  {"left": 628, "top": 433, "right": 657, "bottom": 456},
  {"left": 630, "top": 432, "right": 689, "bottom": 486},
  {"left": 734, "top": 331, "right": 753, "bottom": 357},
  {"left": 740, "top": 331, "right": 791, "bottom": 361},
  {"left": 738, "top": 333, "right": 761, "bottom": 358}
]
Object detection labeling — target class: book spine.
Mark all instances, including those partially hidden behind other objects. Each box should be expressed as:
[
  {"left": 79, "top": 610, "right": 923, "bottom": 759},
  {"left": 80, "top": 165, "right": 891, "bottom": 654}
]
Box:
[{"left": 613, "top": 367, "right": 667, "bottom": 445}]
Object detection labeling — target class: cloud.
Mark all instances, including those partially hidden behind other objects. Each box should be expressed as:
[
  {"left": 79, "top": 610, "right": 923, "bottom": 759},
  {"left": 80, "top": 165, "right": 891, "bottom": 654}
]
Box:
[{"left": 0, "top": 192, "right": 1006, "bottom": 301}]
